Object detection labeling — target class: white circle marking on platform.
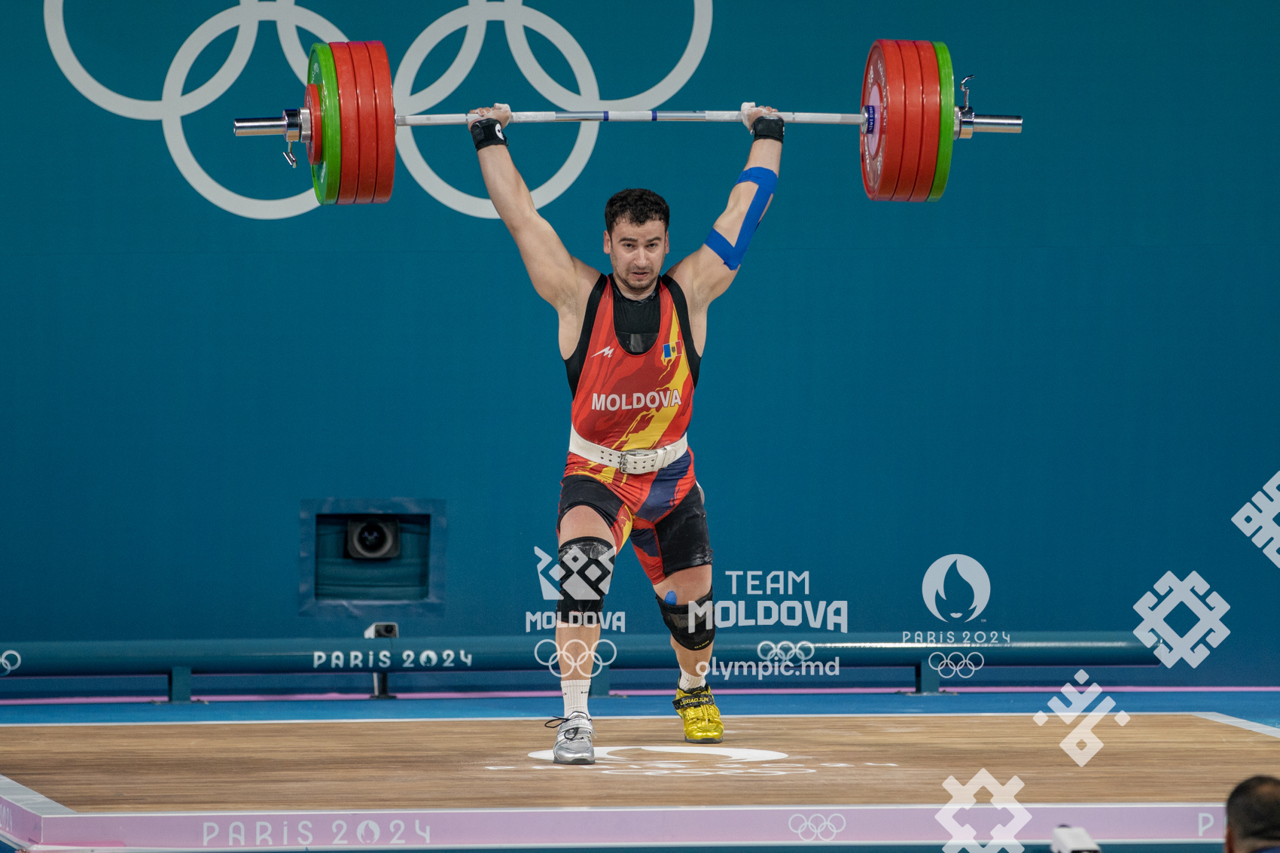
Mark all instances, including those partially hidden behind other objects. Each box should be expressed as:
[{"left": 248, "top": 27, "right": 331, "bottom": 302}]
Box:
[{"left": 528, "top": 744, "right": 787, "bottom": 762}]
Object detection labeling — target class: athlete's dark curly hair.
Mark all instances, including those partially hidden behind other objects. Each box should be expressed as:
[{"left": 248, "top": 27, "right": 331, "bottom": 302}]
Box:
[{"left": 604, "top": 188, "right": 669, "bottom": 233}]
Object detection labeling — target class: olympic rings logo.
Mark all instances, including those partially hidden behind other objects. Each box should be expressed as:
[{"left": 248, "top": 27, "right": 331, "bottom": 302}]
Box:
[
  {"left": 788, "top": 813, "right": 846, "bottom": 842},
  {"left": 0, "top": 651, "right": 21, "bottom": 676},
  {"left": 756, "top": 641, "right": 816, "bottom": 663},
  {"left": 45, "top": 0, "right": 712, "bottom": 220},
  {"left": 533, "top": 637, "right": 617, "bottom": 679},
  {"left": 928, "top": 651, "right": 984, "bottom": 679}
]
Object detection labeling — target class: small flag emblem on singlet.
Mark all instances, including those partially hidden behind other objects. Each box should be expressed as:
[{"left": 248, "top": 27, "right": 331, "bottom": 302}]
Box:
[{"left": 663, "top": 340, "right": 682, "bottom": 360}]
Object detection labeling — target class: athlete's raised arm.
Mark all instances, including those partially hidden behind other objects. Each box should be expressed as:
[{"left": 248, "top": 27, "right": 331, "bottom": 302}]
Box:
[
  {"left": 667, "top": 104, "right": 783, "bottom": 314},
  {"left": 469, "top": 104, "right": 600, "bottom": 356}
]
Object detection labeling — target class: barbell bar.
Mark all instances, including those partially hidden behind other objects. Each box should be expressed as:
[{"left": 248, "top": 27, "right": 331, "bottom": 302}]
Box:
[{"left": 232, "top": 39, "right": 1021, "bottom": 206}]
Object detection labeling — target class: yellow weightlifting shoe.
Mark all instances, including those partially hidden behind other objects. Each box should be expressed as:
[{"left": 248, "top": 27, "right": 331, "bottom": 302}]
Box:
[{"left": 672, "top": 684, "right": 723, "bottom": 743}]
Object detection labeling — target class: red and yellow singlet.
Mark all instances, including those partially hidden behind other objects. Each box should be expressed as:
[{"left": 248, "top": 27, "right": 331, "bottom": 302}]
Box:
[
  {"left": 562, "top": 274, "right": 701, "bottom": 562},
  {"left": 570, "top": 276, "right": 695, "bottom": 457}
]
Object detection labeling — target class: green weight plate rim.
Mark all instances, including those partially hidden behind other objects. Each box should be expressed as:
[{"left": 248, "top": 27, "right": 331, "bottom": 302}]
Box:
[
  {"left": 308, "top": 43, "right": 342, "bottom": 205},
  {"left": 928, "top": 41, "right": 954, "bottom": 202}
]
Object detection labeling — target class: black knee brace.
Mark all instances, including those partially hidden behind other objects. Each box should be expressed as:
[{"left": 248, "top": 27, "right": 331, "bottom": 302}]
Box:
[
  {"left": 657, "top": 588, "right": 715, "bottom": 651},
  {"left": 555, "top": 536, "right": 615, "bottom": 619}
]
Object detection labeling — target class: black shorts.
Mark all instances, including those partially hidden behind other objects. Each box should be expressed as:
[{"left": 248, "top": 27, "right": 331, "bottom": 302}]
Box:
[{"left": 557, "top": 474, "right": 713, "bottom": 583}]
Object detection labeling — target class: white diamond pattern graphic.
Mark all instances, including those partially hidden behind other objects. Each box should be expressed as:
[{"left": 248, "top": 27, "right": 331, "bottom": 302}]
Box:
[
  {"left": 1233, "top": 470, "right": 1280, "bottom": 569},
  {"left": 534, "top": 546, "right": 562, "bottom": 601},
  {"left": 935, "top": 769, "right": 1031, "bottom": 853},
  {"left": 1132, "top": 571, "right": 1230, "bottom": 668}
]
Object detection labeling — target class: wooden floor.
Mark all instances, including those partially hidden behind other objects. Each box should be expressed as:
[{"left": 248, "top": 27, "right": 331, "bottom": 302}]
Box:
[{"left": 2, "top": 714, "right": 1274, "bottom": 812}]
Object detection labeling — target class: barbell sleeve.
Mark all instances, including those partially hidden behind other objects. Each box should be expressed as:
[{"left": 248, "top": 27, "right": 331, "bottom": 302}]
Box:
[
  {"left": 233, "top": 112, "right": 305, "bottom": 140},
  {"left": 234, "top": 117, "right": 290, "bottom": 136},
  {"left": 971, "top": 115, "right": 1022, "bottom": 133}
]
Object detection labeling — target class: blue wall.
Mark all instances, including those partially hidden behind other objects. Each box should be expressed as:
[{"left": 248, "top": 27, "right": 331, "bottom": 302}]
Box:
[{"left": 2, "top": 1, "right": 1278, "bottom": 684}]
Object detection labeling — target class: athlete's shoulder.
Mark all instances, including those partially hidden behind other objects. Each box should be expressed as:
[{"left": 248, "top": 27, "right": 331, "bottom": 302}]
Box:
[
  {"left": 570, "top": 271, "right": 610, "bottom": 326},
  {"left": 662, "top": 273, "right": 689, "bottom": 308}
]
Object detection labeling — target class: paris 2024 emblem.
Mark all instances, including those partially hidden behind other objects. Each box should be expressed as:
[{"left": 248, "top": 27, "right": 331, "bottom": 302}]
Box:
[{"left": 922, "top": 554, "right": 990, "bottom": 623}]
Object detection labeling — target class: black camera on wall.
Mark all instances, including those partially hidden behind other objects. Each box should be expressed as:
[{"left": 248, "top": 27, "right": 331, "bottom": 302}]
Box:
[
  {"left": 307, "top": 502, "right": 438, "bottom": 605},
  {"left": 345, "top": 516, "right": 401, "bottom": 560}
]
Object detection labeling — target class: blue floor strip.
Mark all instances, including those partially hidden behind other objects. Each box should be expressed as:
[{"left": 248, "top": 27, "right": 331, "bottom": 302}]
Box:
[{"left": 0, "top": 691, "right": 1276, "bottom": 729}]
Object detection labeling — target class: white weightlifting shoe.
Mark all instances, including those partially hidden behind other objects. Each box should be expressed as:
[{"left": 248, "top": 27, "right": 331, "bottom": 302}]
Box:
[{"left": 549, "top": 711, "right": 595, "bottom": 765}]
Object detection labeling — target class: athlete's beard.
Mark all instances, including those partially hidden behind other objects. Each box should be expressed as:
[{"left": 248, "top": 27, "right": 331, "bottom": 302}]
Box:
[{"left": 616, "top": 268, "right": 657, "bottom": 297}]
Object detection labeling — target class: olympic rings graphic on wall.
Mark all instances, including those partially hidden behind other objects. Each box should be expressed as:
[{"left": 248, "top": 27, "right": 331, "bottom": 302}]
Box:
[
  {"left": 533, "top": 637, "right": 617, "bottom": 679},
  {"left": 788, "top": 813, "right": 846, "bottom": 842},
  {"left": 44, "top": 0, "right": 712, "bottom": 220},
  {"left": 928, "top": 651, "right": 984, "bottom": 679},
  {"left": 756, "top": 641, "right": 816, "bottom": 663},
  {"left": 0, "top": 651, "right": 21, "bottom": 676}
]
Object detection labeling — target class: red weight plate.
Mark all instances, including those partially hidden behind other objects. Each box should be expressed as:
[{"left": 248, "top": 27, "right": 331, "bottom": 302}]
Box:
[
  {"left": 366, "top": 41, "right": 396, "bottom": 203},
  {"left": 348, "top": 42, "right": 379, "bottom": 204},
  {"left": 910, "top": 40, "right": 940, "bottom": 201},
  {"left": 861, "top": 39, "right": 906, "bottom": 200},
  {"left": 891, "top": 40, "right": 924, "bottom": 202},
  {"left": 329, "top": 42, "right": 360, "bottom": 205},
  {"left": 304, "top": 83, "right": 323, "bottom": 165},
  {"left": 860, "top": 41, "right": 885, "bottom": 197}
]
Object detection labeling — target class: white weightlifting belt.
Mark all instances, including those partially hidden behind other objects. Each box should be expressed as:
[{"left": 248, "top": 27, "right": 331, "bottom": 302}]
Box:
[{"left": 569, "top": 427, "right": 688, "bottom": 475}]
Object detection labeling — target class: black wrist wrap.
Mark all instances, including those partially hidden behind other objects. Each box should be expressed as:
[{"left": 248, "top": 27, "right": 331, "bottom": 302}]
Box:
[
  {"left": 751, "top": 115, "right": 785, "bottom": 143},
  {"left": 470, "top": 118, "right": 508, "bottom": 151}
]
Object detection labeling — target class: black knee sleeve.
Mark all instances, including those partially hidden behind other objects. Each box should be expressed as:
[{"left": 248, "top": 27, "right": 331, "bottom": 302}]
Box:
[
  {"left": 554, "top": 536, "right": 615, "bottom": 618},
  {"left": 657, "top": 588, "right": 716, "bottom": 651}
]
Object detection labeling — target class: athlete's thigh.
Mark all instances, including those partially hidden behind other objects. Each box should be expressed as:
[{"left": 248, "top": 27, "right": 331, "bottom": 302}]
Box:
[
  {"left": 558, "top": 474, "right": 632, "bottom": 549},
  {"left": 654, "top": 481, "right": 713, "bottom": 575},
  {"left": 632, "top": 481, "right": 713, "bottom": 587}
]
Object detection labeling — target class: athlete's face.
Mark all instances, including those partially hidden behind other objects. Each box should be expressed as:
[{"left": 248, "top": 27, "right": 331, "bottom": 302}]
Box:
[{"left": 604, "top": 217, "right": 669, "bottom": 298}]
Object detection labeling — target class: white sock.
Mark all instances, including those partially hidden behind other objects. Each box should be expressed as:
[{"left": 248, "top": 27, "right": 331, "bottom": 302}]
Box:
[
  {"left": 679, "top": 669, "right": 706, "bottom": 691},
  {"left": 562, "top": 679, "right": 590, "bottom": 717}
]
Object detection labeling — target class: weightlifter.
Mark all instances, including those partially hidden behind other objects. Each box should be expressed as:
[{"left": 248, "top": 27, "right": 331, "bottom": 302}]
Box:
[{"left": 467, "top": 102, "right": 783, "bottom": 765}]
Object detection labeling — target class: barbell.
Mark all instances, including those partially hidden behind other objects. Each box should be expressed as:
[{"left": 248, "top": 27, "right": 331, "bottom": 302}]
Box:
[{"left": 232, "top": 39, "right": 1021, "bottom": 206}]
